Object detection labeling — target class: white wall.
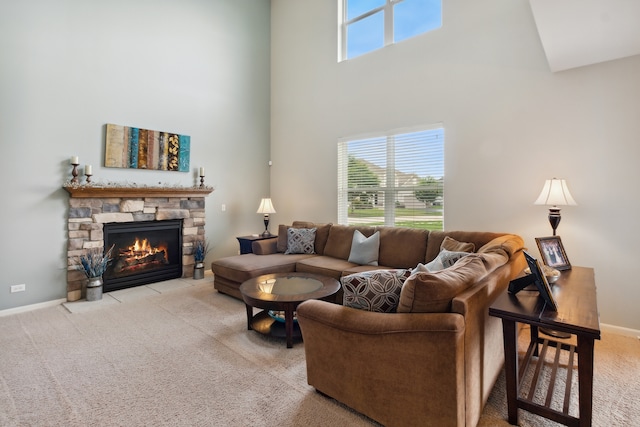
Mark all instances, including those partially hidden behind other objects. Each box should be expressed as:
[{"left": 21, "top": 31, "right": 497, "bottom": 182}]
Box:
[
  {"left": 0, "top": 0, "right": 271, "bottom": 310},
  {"left": 271, "top": 0, "right": 640, "bottom": 330}
]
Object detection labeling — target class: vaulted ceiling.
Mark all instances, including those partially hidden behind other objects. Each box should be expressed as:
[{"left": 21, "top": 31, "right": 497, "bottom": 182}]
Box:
[{"left": 529, "top": 0, "right": 640, "bottom": 72}]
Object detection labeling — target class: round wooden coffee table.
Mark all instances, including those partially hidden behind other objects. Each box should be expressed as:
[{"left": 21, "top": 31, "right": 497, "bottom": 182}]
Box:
[{"left": 239, "top": 272, "right": 340, "bottom": 348}]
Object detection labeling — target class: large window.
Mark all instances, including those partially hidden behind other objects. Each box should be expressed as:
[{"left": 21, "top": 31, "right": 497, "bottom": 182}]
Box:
[
  {"left": 338, "top": 125, "right": 444, "bottom": 230},
  {"left": 339, "top": 0, "right": 442, "bottom": 61}
]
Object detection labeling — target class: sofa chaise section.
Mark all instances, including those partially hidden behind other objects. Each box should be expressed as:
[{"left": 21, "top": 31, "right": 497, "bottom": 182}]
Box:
[{"left": 211, "top": 253, "right": 315, "bottom": 300}]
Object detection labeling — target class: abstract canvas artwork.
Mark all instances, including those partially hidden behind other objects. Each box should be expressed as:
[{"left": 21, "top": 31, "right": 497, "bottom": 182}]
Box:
[{"left": 105, "top": 124, "right": 190, "bottom": 172}]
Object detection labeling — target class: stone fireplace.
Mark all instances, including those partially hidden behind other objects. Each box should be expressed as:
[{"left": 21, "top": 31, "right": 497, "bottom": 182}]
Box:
[{"left": 64, "top": 185, "right": 213, "bottom": 301}]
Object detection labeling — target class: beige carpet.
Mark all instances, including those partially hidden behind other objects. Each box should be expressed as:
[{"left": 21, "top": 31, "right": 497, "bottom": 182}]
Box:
[{"left": 0, "top": 278, "right": 638, "bottom": 426}]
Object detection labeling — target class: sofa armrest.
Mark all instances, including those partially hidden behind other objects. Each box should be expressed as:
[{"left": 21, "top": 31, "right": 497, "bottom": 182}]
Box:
[
  {"left": 252, "top": 239, "right": 278, "bottom": 255},
  {"left": 297, "top": 300, "right": 466, "bottom": 427},
  {"left": 298, "top": 299, "right": 463, "bottom": 334},
  {"left": 450, "top": 251, "right": 526, "bottom": 426}
]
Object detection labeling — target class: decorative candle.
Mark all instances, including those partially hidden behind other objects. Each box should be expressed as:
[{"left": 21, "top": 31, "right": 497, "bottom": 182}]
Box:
[
  {"left": 85, "top": 165, "right": 92, "bottom": 175},
  {"left": 199, "top": 167, "right": 205, "bottom": 176},
  {"left": 71, "top": 156, "right": 79, "bottom": 164}
]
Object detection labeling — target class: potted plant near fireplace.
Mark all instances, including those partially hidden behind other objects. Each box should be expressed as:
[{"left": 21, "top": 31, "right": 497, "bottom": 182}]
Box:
[
  {"left": 193, "top": 239, "right": 208, "bottom": 280},
  {"left": 77, "top": 244, "right": 115, "bottom": 301}
]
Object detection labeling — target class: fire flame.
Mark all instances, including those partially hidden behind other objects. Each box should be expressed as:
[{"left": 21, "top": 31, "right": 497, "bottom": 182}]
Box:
[{"left": 122, "top": 238, "right": 167, "bottom": 259}]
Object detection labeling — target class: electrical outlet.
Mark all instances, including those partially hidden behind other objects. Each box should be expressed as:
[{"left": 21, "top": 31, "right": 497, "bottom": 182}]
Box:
[
  {"left": 221, "top": 204, "right": 226, "bottom": 212},
  {"left": 11, "top": 284, "right": 26, "bottom": 293}
]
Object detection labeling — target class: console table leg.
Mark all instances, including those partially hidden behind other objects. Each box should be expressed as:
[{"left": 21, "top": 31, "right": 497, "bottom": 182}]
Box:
[
  {"left": 577, "top": 335, "right": 595, "bottom": 427},
  {"left": 502, "top": 320, "right": 519, "bottom": 425}
]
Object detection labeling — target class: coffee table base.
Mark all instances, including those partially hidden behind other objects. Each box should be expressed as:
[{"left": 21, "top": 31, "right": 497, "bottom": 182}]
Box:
[
  {"left": 247, "top": 309, "right": 302, "bottom": 347},
  {"left": 240, "top": 273, "right": 341, "bottom": 348}
]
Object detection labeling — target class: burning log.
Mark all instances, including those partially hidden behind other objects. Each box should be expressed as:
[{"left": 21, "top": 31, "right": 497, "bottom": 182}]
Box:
[
  {"left": 113, "top": 251, "right": 168, "bottom": 273},
  {"left": 111, "top": 238, "right": 169, "bottom": 273}
]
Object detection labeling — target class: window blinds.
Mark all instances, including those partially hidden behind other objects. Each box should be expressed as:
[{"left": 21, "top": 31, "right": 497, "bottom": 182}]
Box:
[{"left": 338, "top": 126, "right": 444, "bottom": 228}]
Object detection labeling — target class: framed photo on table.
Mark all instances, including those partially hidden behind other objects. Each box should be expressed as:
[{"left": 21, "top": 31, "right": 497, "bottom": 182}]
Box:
[{"left": 535, "top": 236, "right": 571, "bottom": 271}]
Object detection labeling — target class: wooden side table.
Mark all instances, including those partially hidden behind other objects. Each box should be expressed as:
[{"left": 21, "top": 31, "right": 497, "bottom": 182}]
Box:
[
  {"left": 236, "top": 234, "right": 277, "bottom": 254},
  {"left": 489, "top": 267, "right": 600, "bottom": 427}
]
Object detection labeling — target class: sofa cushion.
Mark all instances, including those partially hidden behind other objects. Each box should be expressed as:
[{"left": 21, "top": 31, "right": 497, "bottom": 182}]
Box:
[
  {"left": 211, "top": 253, "right": 315, "bottom": 284},
  {"left": 324, "top": 225, "right": 377, "bottom": 260},
  {"left": 295, "top": 256, "right": 358, "bottom": 280},
  {"left": 376, "top": 226, "right": 429, "bottom": 268},
  {"left": 277, "top": 222, "right": 332, "bottom": 254},
  {"left": 441, "top": 236, "right": 475, "bottom": 253},
  {"left": 277, "top": 224, "right": 290, "bottom": 253},
  {"left": 284, "top": 227, "right": 317, "bottom": 254},
  {"left": 397, "top": 255, "right": 488, "bottom": 313},
  {"left": 293, "top": 221, "right": 332, "bottom": 255},
  {"left": 342, "top": 264, "right": 395, "bottom": 276},
  {"left": 425, "top": 231, "right": 504, "bottom": 263},
  {"left": 342, "top": 269, "right": 412, "bottom": 313},
  {"left": 348, "top": 230, "right": 380, "bottom": 265}
]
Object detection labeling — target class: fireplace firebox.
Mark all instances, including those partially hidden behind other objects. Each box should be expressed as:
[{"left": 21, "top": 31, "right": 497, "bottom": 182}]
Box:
[{"left": 103, "top": 220, "right": 183, "bottom": 292}]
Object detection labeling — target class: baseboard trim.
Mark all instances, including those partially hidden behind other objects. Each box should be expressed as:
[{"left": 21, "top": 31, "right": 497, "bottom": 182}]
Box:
[
  {"left": 0, "top": 298, "right": 67, "bottom": 317},
  {"left": 601, "top": 323, "right": 640, "bottom": 338}
]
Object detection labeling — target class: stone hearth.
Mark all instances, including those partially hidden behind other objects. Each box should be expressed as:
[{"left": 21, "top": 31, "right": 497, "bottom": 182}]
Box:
[{"left": 64, "top": 185, "right": 213, "bottom": 301}]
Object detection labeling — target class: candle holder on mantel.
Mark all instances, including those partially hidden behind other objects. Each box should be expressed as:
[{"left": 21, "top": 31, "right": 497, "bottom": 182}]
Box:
[
  {"left": 199, "top": 174, "right": 205, "bottom": 188},
  {"left": 85, "top": 172, "right": 92, "bottom": 184},
  {"left": 71, "top": 162, "right": 79, "bottom": 183}
]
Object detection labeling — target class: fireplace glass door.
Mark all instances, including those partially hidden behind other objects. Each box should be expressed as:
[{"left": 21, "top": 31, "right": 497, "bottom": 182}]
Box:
[{"left": 103, "top": 220, "right": 182, "bottom": 292}]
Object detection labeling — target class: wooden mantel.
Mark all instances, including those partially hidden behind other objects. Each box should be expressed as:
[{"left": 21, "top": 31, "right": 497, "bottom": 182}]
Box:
[{"left": 63, "top": 185, "right": 214, "bottom": 199}]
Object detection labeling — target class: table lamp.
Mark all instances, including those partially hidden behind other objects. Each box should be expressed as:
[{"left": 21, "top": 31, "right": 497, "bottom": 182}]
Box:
[
  {"left": 534, "top": 178, "right": 576, "bottom": 236},
  {"left": 534, "top": 178, "right": 576, "bottom": 338},
  {"left": 256, "top": 198, "right": 276, "bottom": 237}
]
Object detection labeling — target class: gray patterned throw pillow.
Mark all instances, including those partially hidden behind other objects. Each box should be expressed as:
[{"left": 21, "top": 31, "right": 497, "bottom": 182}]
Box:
[{"left": 284, "top": 227, "right": 316, "bottom": 254}]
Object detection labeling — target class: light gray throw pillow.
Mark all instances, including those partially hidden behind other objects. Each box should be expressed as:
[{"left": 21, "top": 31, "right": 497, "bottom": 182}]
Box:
[
  {"left": 347, "top": 230, "right": 380, "bottom": 266},
  {"left": 425, "top": 249, "right": 470, "bottom": 272}
]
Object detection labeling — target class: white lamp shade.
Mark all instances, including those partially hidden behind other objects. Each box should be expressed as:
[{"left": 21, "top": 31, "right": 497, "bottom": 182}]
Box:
[
  {"left": 256, "top": 198, "right": 276, "bottom": 214},
  {"left": 534, "top": 179, "right": 577, "bottom": 206}
]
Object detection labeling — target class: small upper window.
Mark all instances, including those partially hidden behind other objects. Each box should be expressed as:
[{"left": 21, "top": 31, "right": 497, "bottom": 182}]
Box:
[{"left": 339, "top": 0, "right": 442, "bottom": 61}]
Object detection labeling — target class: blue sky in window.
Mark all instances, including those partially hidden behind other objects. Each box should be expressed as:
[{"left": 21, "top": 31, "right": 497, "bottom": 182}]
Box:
[
  {"left": 347, "top": 0, "right": 442, "bottom": 59},
  {"left": 347, "top": 0, "right": 385, "bottom": 21},
  {"left": 347, "top": 11, "right": 384, "bottom": 58}
]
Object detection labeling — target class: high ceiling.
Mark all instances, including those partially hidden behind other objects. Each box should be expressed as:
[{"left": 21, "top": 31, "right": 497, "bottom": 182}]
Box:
[{"left": 529, "top": 0, "right": 640, "bottom": 72}]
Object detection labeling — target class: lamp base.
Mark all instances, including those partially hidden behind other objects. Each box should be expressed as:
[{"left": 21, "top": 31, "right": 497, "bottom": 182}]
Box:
[
  {"left": 548, "top": 208, "right": 561, "bottom": 236},
  {"left": 262, "top": 214, "right": 270, "bottom": 237}
]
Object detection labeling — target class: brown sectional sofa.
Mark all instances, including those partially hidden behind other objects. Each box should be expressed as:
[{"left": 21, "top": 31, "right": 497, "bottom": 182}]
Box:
[
  {"left": 211, "top": 221, "right": 432, "bottom": 301},
  {"left": 210, "top": 221, "right": 526, "bottom": 427}
]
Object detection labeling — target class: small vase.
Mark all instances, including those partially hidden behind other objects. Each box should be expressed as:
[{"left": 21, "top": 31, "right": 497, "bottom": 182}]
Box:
[
  {"left": 193, "top": 262, "right": 205, "bottom": 280},
  {"left": 86, "top": 276, "right": 103, "bottom": 301}
]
